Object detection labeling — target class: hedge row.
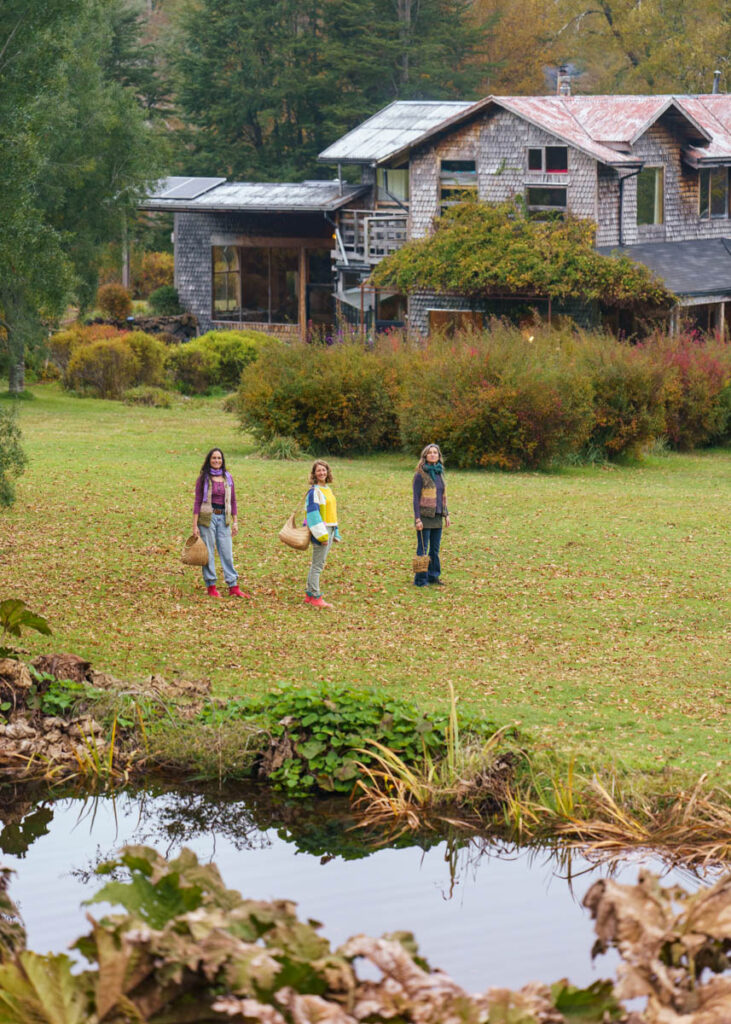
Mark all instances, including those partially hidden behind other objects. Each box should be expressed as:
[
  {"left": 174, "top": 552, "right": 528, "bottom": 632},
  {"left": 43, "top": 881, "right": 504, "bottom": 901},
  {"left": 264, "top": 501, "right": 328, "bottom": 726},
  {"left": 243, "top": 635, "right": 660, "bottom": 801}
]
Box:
[
  {"left": 48, "top": 326, "right": 271, "bottom": 398},
  {"left": 233, "top": 326, "right": 731, "bottom": 467}
]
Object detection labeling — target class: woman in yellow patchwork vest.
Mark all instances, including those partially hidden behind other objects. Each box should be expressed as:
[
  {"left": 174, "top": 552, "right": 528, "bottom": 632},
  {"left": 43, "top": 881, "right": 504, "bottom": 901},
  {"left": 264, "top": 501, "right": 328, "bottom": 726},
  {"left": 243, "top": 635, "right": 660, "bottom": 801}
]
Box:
[
  {"left": 413, "top": 443, "right": 450, "bottom": 587},
  {"left": 304, "top": 459, "right": 341, "bottom": 608}
]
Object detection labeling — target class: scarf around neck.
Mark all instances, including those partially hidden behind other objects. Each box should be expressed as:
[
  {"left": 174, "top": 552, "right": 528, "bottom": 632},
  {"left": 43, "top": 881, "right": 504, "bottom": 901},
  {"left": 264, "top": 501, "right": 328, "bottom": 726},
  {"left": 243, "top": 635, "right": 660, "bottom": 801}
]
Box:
[{"left": 423, "top": 461, "right": 443, "bottom": 483}]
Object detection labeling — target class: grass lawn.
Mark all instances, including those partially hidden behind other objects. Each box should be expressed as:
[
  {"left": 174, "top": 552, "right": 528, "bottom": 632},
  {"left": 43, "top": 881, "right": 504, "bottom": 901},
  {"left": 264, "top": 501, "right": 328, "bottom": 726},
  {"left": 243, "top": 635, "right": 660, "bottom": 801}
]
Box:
[{"left": 1, "top": 384, "right": 729, "bottom": 781}]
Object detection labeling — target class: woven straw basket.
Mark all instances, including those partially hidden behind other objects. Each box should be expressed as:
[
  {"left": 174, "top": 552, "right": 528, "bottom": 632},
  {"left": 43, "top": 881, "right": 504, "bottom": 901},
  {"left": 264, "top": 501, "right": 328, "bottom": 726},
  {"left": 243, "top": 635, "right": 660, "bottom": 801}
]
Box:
[
  {"left": 279, "top": 513, "right": 311, "bottom": 551},
  {"left": 181, "top": 534, "right": 209, "bottom": 566},
  {"left": 413, "top": 553, "right": 430, "bottom": 573}
]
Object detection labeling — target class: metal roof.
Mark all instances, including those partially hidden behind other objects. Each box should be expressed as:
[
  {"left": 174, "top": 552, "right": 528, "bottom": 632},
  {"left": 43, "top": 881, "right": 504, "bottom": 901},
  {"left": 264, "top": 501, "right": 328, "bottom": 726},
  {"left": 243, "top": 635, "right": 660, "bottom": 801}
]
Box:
[
  {"left": 599, "top": 238, "right": 731, "bottom": 297},
  {"left": 142, "top": 179, "right": 368, "bottom": 213},
  {"left": 148, "top": 176, "right": 227, "bottom": 200},
  {"left": 318, "top": 101, "right": 474, "bottom": 164},
  {"left": 318, "top": 93, "right": 731, "bottom": 169}
]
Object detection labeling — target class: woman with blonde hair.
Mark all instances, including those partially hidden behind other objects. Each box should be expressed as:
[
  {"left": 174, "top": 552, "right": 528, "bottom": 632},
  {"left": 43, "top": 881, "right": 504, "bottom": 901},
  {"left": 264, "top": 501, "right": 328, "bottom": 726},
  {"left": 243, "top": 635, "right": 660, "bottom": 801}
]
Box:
[
  {"left": 413, "top": 443, "right": 450, "bottom": 587},
  {"left": 304, "top": 459, "right": 341, "bottom": 608}
]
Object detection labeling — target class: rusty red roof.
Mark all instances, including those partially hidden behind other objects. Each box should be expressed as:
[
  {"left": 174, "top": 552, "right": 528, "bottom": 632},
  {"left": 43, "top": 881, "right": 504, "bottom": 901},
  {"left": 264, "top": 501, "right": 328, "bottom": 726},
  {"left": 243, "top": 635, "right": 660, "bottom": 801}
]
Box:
[{"left": 321, "top": 93, "right": 731, "bottom": 169}]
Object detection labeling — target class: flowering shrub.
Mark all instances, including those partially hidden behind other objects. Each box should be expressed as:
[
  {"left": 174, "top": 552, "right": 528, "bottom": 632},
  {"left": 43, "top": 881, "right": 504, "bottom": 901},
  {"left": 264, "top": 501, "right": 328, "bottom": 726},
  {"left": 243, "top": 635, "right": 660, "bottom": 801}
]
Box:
[
  {"left": 644, "top": 333, "right": 731, "bottom": 449},
  {"left": 96, "top": 283, "right": 132, "bottom": 320}
]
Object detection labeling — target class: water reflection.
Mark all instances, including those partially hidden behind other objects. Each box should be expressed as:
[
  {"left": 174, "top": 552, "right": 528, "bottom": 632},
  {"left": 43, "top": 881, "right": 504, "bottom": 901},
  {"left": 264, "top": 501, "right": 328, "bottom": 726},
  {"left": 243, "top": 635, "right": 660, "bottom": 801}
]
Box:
[{"left": 0, "top": 781, "right": 715, "bottom": 992}]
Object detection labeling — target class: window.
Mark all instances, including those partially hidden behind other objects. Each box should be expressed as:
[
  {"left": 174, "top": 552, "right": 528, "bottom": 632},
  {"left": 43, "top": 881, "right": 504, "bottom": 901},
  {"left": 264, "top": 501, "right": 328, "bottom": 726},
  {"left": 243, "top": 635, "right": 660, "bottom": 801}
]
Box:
[
  {"left": 637, "top": 167, "right": 664, "bottom": 225},
  {"left": 377, "top": 166, "right": 409, "bottom": 203},
  {"left": 212, "top": 246, "right": 240, "bottom": 315},
  {"left": 526, "top": 186, "right": 567, "bottom": 218},
  {"left": 212, "top": 245, "right": 302, "bottom": 324},
  {"left": 699, "top": 167, "right": 729, "bottom": 219},
  {"left": 527, "top": 147, "right": 568, "bottom": 173},
  {"left": 440, "top": 159, "right": 477, "bottom": 208}
]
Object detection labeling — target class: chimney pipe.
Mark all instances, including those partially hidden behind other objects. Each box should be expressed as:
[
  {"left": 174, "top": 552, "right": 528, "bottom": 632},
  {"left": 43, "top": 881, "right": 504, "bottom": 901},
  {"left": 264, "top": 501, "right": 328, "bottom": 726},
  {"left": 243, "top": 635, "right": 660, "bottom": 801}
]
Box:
[
  {"left": 557, "top": 65, "right": 571, "bottom": 96},
  {"left": 712, "top": 70, "right": 721, "bottom": 94}
]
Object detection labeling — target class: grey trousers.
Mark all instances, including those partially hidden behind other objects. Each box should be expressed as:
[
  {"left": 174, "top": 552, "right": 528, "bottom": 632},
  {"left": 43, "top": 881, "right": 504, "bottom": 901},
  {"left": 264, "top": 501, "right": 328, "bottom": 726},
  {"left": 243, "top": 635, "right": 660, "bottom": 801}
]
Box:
[{"left": 306, "top": 526, "right": 335, "bottom": 597}]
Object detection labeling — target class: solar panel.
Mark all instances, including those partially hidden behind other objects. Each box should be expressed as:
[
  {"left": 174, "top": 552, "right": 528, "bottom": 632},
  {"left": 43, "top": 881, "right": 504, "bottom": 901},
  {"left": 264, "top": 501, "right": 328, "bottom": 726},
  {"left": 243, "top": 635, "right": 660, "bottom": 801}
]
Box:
[{"left": 151, "top": 176, "right": 227, "bottom": 200}]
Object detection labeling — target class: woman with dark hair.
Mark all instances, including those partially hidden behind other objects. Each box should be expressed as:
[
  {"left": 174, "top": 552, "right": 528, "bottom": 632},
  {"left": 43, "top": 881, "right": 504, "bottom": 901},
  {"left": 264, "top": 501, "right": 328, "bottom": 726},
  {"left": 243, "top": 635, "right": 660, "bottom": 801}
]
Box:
[
  {"left": 192, "top": 447, "right": 247, "bottom": 598},
  {"left": 413, "top": 443, "right": 450, "bottom": 587},
  {"left": 304, "top": 459, "right": 341, "bottom": 608}
]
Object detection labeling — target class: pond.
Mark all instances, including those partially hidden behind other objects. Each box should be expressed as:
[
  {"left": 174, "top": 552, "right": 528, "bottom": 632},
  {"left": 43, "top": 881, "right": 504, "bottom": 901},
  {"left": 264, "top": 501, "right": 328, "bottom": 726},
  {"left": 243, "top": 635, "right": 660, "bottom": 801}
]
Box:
[{"left": 0, "top": 782, "right": 712, "bottom": 993}]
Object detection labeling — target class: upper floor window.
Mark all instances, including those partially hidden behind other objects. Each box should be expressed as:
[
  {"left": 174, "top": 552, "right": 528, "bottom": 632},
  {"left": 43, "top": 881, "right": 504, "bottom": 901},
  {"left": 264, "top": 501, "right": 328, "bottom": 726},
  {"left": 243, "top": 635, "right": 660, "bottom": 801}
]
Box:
[
  {"left": 439, "top": 159, "right": 477, "bottom": 208},
  {"left": 377, "top": 166, "right": 409, "bottom": 203},
  {"left": 527, "top": 147, "right": 568, "bottom": 173},
  {"left": 699, "top": 167, "right": 729, "bottom": 219},
  {"left": 637, "top": 167, "right": 664, "bottom": 225},
  {"left": 526, "top": 186, "right": 566, "bottom": 219}
]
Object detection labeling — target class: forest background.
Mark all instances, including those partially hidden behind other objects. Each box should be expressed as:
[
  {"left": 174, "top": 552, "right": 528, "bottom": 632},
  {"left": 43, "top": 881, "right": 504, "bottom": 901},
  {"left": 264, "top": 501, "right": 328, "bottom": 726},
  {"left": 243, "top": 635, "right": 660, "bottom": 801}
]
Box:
[{"left": 2, "top": 0, "right": 731, "bottom": 385}]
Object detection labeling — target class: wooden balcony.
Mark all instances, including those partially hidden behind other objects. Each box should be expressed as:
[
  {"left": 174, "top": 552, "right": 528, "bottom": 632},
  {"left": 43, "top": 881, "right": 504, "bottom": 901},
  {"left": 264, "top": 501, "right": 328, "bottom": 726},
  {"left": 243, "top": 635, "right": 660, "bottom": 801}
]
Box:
[{"left": 336, "top": 209, "right": 408, "bottom": 265}]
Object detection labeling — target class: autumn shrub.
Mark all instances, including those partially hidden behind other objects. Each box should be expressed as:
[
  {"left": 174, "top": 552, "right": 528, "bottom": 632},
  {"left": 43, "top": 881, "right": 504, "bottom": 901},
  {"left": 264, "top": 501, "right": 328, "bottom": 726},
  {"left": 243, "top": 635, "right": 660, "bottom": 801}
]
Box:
[
  {"left": 642, "top": 332, "right": 731, "bottom": 449},
  {"left": 96, "top": 282, "right": 133, "bottom": 320},
  {"left": 167, "top": 329, "right": 270, "bottom": 393},
  {"left": 66, "top": 338, "right": 140, "bottom": 398},
  {"left": 398, "top": 326, "right": 595, "bottom": 469},
  {"left": 583, "top": 339, "right": 668, "bottom": 459},
  {"left": 122, "top": 385, "right": 173, "bottom": 408},
  {"left": 133, "top": 251, "right": 174, "bottom": 298},
  {"left": 48, "top": 324, "right": 124, "bottom": 374},
  {"left": 148, "top": 284, "right": 182, "bottom": 315},
  {"left": 124, "top": 331, "right": 167, "bottom": 387},
  {"left": 235, "top": 339, "right": 399, "bottom": 453}
]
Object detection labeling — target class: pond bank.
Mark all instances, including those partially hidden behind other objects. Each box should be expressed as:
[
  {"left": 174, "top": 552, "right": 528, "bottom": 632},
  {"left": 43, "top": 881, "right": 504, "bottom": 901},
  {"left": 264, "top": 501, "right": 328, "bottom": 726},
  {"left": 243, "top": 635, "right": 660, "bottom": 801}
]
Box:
[{"left": 1, "top": 653, "right": 730, "bottom": 866}]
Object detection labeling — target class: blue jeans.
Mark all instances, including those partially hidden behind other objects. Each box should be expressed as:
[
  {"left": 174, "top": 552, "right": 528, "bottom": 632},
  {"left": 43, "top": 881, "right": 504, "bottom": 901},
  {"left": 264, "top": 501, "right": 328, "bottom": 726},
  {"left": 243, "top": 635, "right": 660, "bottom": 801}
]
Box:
[
  {"left": 306, "top": 525, "right": 335, "bottom": 598},
  {"left": 414, "top": 527, "right": 442, "bottom": 586},
  {"left": 200, "top": 513, "right": 238, "bottom": 587}
]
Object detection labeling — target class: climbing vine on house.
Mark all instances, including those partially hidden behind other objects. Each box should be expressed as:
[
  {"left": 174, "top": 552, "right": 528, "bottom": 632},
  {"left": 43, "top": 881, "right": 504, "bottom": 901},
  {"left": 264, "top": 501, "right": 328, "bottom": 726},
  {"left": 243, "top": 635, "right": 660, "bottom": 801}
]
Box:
[{"left": 371, "top": 198, "right": 675, "bottom": 313}]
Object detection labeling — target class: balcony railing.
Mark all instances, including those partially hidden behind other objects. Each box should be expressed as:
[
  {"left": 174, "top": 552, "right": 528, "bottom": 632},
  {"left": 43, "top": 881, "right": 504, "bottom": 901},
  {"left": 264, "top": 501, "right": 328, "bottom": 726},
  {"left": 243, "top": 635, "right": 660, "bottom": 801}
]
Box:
[{"left": 336, "top": 209, "right": 408, "bottom": 264}]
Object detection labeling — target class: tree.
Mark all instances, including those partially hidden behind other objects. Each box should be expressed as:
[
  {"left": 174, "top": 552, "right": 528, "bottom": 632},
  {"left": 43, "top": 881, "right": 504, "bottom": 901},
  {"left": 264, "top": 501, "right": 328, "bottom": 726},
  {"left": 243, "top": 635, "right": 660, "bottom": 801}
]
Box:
[
  {"left": 169, "top": 0, "right": 496, "bottom": 180},
  {"left": 0, "top": 0, "right": 164, "bottom": 393}
]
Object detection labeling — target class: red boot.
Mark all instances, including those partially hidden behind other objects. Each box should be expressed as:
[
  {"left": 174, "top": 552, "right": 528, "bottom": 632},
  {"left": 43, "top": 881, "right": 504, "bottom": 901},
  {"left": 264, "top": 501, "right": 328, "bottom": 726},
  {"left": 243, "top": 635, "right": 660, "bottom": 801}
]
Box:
[
  {"left": 207, "top": 584, "right": 221, "bottom": 598},
  {"left": 308, "top": 596, "right": 333, "bottom": 609},
  {"left": 228, "top": 584, "right": 251, "bottom": 598}
]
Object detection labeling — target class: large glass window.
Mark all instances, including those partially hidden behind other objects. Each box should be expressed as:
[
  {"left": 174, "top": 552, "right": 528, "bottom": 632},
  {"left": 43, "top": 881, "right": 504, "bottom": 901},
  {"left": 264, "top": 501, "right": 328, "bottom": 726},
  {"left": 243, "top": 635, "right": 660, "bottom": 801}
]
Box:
[
  {"left": 439, "top": 159, "right": 477, "bottom": 209},
  {"left": 637, "top": 167, "right": 664, "bottom": 225},
  {"left": 212, "top": 246, "right": 240, "bottom": 315},
  {"left": 699, "top": 167, "right": 729, "bottom": 219},
  {"left": 526, "top": 186, "right": 566, "bottom": 219},
  {"left": 377, "top": 166, "right": 409, "bottom": 203}
]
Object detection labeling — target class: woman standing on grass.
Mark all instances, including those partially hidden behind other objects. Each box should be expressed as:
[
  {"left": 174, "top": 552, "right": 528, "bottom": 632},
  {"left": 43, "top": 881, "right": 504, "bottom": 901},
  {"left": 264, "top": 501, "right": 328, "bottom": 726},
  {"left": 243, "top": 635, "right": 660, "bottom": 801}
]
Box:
[
  {"left": 413, "top": 443, "right": 450, "bottom": 587},
  {"left": 304, "top": 459, "right": 341, "bottom": 608},
  {"left": 192, "top": 448, "right": 248, "bottom": 599}
]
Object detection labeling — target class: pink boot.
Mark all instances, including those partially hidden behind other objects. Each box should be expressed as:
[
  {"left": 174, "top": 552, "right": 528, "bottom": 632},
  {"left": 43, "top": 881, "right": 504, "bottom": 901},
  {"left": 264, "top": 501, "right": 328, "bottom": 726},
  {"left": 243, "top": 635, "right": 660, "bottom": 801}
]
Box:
[
  {"left": 207, "top": 584, "right": 221, "bottom": 598},
  {"left": 229, "top": 585, "right": 251, "bottom": 598},
  {"left": 308, "top": 596, "right": 333, "bottom": 609}
]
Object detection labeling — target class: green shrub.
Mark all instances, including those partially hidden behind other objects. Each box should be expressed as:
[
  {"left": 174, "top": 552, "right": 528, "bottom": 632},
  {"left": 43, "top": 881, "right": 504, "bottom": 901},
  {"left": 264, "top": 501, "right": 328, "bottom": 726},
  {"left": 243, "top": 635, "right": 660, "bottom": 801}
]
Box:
[
  {"left": 645, "top": 333, "right": 731, "bottom": 450},
  {"left": 167, "top": 329, "right": 270, "bottom": 393},
  {"left": 584, "top": 340, "right": 668, "bottom": 459},
  {"left": 97, "top": 283, "right": 132, "bottom": 320},
  {"left": 254, "top": 434, "right": 309, "bottom": 460},
  {"left": 399, "top": 327, "right": 595, "bottom": 469},
  {"left": 0, "top": 408, "right": 27, "bottom": 507},
  {"left": 235, "top": 340, "right": 399, "bottom": 453},
  {"left": 66, "top": 338, "right": 140, "bottom": 398},
  {"left": 48, "top": 324, "right": 124, "bottom": 373},
  {"left": 165, "top": 342, "right": 218, "bottom": 394},
  {"left": 148, "top": 284, "right": 181, "bottom": 315},
  {"left": 122, "top": 385, "right": 173, "bottom": 408},
  {"left": 124, "top": 331, "right": 167, "bottom": 386}
]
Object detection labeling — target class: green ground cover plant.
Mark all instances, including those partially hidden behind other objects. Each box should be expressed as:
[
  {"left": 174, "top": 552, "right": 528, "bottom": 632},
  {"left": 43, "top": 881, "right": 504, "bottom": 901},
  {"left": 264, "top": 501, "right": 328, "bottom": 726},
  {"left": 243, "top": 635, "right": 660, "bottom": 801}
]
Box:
[{"left": 0, "top": 384, "right": 729, "bottom": 785}]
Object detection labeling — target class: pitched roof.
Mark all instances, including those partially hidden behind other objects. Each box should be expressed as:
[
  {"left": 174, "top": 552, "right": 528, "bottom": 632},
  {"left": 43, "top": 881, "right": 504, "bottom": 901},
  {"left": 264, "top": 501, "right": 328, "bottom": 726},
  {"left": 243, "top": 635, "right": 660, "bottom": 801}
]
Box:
[
  {"left": 143, "top": 178, "right": 368, "bottom": 213},
  {"left": 599, "top": 238, "right": 731, "bottom": 297},
  {"left": 317, "top": 101, "right": 474, "bottom": 164},
  {"left": 319, "top": 94, "right": 731, "bottom": 169}
]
